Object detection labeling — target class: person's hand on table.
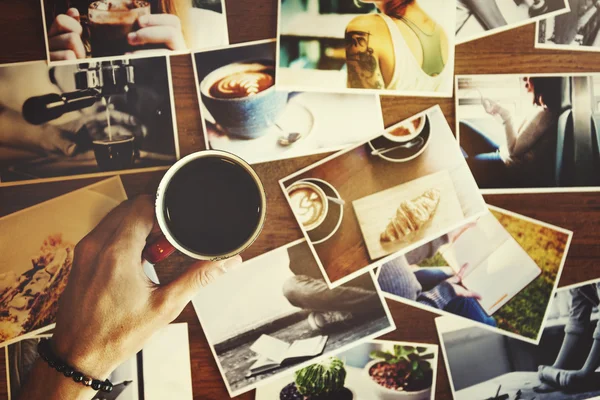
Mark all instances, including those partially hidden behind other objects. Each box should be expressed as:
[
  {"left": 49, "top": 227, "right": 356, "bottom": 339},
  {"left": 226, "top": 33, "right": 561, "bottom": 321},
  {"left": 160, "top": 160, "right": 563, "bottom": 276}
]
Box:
[
  {"left": 128, "top": 14, "right": 187, "bottom": 52},
  {"left": 0, "top": 108, "right": 77, "bottom": 156},
  {"left": 48, "top": 8, "right": 86, "bottom": 61},
  {"left": 446, "top": 263, "right": 481, "bottom": 299},
  {"left": 18, "top": 196, "right": 242, "bottom": 400}
]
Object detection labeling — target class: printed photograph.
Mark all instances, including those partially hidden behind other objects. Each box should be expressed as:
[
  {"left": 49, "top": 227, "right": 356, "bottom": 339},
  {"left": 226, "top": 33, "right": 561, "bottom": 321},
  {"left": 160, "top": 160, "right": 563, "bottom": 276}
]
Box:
[
  {"left": 456, "top": 73, "right": 600, "bottom": 193},
  {"left": 537, "top": 0, "right": 600, "bottom": 51},
  {"left": 41, "top": 0, "right": 228, "bottom": 63},
  {"left": 277, "top": 0, "right": 456, "bottom": 96},
  {"left": 6, "top": 323, "right": 193, "bottom": 400},
  {"left": 379, "top": 206, "right": 572, "bottom": 343},
  {"left": 191, "top": 240, "right": 395, "bottom": 397},
  {"left": 437, "top": 278, "right": 600, "bottom": 400},
  {"left": 256, "top": 340, "right": 439, "bottom": 400},
  {"left": 456, "top": 0, "right": 569, "bottom": 44},
  {"left": 0, "top": 177, "right": 127, "bottom": 347},
  {"left": 192, "top": 40, "right": 385, "bottom": 165},
  {"left": 0, "top": 57, "right": 178, "bottom": 186},
  {"left": 280, "top": 105, "right": 487, "bottom": 288}
]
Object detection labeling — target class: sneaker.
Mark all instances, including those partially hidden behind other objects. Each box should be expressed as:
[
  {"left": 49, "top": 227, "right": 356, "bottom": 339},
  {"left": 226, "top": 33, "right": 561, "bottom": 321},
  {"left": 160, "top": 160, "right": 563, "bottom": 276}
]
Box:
[{"left": 307, "top": 311, "right": 354, "bottom": 330}]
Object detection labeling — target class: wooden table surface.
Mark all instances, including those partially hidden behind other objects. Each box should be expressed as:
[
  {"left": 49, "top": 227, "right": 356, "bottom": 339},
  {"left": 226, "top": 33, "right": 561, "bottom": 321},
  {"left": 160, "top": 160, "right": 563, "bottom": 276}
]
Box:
[{"left": 2, "top": 1, "right": 600, "bottom": 399}]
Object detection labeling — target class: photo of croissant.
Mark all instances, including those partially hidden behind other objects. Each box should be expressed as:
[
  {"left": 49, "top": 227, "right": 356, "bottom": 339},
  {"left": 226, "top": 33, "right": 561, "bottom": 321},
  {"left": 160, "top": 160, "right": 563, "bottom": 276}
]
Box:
[{"left": 380, "top": 189, "right": 441, "bottom": 243}]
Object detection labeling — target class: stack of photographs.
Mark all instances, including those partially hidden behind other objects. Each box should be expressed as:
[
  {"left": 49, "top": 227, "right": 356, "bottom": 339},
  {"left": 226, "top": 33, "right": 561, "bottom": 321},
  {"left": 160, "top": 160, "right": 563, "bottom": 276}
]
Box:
[{"left": 1, "top": 0, "right": 600, "bottom": 399}]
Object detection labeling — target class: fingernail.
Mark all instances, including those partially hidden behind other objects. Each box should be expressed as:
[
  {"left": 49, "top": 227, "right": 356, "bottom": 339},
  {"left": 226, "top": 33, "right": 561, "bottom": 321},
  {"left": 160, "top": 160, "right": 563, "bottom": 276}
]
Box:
[
  {"left": 128, "top": 32, "right": 138, "bottom": 44},
  {"left": 221, "top": 256, "right": 243, "bottom": 272}
]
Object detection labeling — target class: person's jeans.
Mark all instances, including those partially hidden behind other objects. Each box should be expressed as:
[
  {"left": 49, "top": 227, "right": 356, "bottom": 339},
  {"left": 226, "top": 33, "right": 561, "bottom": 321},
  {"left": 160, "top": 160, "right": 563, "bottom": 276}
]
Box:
[
  {"left": 414, "top": 268, "right": 497, "bottom": 327},
  {"left": 282, "top": 275, "right": 382, "bottom": 317},
  {"left": 445, "top": 297, "right": 497, "bottom": 327},
  {"left": 460, "top": 120, "right": 508, "bottom": 185},
  {"left": 566, "top": 283, "right": 600, "bottom": 340},
  {"left": 414, "top": 268, "right": 453, "bottom": 291}
]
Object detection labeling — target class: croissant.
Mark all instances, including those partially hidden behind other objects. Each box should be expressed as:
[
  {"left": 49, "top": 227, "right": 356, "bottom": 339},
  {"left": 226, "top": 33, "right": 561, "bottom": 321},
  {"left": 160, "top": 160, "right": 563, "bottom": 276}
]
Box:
[{"left": 380, "top": 188, "right": 441, "bottom": 242}]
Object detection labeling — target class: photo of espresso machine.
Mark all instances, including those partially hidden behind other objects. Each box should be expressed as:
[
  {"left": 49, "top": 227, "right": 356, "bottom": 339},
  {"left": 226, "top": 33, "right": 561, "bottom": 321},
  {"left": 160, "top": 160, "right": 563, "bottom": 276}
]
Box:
[
  {"left": 0, "top": 56, "right": 178, "bottom": 182},
  {"left": 23, "top": 60, "right": 135, "bottom": 126}
]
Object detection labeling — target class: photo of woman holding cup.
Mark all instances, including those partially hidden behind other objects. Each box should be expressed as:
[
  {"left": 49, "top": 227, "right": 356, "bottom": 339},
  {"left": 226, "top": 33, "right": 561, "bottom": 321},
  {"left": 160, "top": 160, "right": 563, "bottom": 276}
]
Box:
[{"left": 43, "top": 0, "right": 229, "bottom": 61}]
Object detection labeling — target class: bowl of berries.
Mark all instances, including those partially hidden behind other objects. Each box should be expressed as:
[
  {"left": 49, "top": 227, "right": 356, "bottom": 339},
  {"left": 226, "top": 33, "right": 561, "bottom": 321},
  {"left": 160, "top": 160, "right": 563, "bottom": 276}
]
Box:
[{"left": 364, "top": 345, "right": 434, "bottom": 400}]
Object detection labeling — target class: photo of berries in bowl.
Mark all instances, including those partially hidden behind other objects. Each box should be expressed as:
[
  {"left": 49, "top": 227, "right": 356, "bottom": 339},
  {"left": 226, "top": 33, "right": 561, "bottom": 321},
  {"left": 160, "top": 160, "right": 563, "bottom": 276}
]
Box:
[{"left": 364, "top": 345, "right": 434, "bottom": 400}]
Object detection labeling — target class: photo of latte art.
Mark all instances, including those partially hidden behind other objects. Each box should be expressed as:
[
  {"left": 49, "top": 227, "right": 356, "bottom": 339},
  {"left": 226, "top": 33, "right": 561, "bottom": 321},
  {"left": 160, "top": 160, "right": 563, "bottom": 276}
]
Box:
[
  {"left": 209, "top": 68, "right": 275, "bottom": 99},
  {"left": 288, "top": 185, "right": 326, "bottom": 230}
]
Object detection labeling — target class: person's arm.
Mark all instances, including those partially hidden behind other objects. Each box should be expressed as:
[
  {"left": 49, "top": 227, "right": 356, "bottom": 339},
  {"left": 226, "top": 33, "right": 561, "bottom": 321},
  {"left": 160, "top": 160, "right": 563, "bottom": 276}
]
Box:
[
  {"left": 505, "top": 109, "right": 554, "bottom": 157},
  {"left": 0, "top": 107, "right": 76, "bottom": 156},
  {"left": 462, "top": 0, "right": 507, "bottom": 30},
  {"left": 18, "top": 196, "right": 241, "bottom": 400},
  {"left": 345, "top": 16, "right": 385, "bottom": 89}
]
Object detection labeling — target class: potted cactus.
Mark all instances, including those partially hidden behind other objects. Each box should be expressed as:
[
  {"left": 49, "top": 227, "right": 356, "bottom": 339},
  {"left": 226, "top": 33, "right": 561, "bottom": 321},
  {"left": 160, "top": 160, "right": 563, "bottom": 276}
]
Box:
[
  {"left": 280, "top": 357, "right": 354, "bottom": 400},
  {"left": 364, "top": 345, "right": 434, "bottom": 400}
]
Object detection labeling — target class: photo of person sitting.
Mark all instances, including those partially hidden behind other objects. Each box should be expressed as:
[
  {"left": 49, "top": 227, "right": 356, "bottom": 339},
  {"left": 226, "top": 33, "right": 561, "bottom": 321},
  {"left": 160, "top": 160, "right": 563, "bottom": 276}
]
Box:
[
  {"left": 378, "top": 229, "right": 497, "bottom": 327},
  {"left": 345, "top": 0, "right": 450, "bottom": 92},
  {"left": 460, "top": 77, "right": 562, "bottom": 188},
  {"left": 536, "top": 282, "right": 600, "bottom": 393},
  {"left": 282, "top": 242, "right": 387, "bottom": 330}
]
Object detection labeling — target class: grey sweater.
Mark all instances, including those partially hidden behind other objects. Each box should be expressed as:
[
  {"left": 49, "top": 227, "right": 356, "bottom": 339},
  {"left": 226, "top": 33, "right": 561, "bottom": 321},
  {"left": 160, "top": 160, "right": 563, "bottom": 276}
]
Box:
[{"left": 378, "top": 235, "right": 457, "bottom": 310}]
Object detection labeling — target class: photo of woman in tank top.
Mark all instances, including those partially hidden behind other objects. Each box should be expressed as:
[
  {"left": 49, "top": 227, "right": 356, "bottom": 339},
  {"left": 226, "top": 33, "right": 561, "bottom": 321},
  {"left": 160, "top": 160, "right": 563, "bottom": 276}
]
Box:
[
  {"left": 276, "top": 0, "right": 456, "bottom": 97},
  {"left": 345, "top": 0, "right": 451, "bottom": 92}
]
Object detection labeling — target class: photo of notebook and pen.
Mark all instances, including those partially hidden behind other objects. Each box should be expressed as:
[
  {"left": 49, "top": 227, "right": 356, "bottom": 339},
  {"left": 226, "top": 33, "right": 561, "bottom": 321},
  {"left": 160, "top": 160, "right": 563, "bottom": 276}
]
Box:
[{"left": 438, "top": 212, "right": 542, "bottom": 316}]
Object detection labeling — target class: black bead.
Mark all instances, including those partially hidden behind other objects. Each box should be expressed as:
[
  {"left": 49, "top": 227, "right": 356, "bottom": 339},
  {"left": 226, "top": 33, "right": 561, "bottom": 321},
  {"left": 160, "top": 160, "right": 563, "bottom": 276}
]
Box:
[
  {"left": 91, "top": 380, "right": 102, "bottom": 391},
  {"left": 55, "top": 363, "right": 65, "bottom": 373},
  {"left": 63, "top": 367, "right": 74, "bottom": 377},
  {"left": 48, "top": 359, "right": 56, "bottom": 368},
  {"left": 73, "top": 372, "right": 84, "bottom": 382},
  {"left": 103, "top": 382, "right": 113, "bottom": 393}
]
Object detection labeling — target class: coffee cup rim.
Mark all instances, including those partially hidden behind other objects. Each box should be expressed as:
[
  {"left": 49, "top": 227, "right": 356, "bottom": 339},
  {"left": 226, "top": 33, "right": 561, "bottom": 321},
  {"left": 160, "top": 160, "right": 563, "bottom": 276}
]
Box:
[
  {"left": 200, "top": 60, "right": 276, "bottom": 103},
  {"left": 286, "top": 180, "right": 329, "bottom": 232},
  {"left": 382, "top": 114, "right": 426, "bottom": 143},
  {"left": 155, "top": 150, "right": 267, "bottom": 261}
]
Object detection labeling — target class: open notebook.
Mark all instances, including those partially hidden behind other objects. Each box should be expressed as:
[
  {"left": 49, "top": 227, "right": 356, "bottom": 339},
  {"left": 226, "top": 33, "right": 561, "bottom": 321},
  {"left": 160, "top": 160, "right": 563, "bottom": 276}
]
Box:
[
  {"left": 439, "top": 212, "right": 541, "bottom": 315},
  {"left": 246, "top": 334, "right": 328, "bottom": 377}
]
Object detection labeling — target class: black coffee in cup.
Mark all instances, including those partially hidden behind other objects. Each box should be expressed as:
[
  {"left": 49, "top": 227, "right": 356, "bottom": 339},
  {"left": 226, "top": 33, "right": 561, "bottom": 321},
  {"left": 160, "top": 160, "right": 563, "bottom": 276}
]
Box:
[
  {"left": 93, "top": 136, "right": 135, "bottom": 171},
  {"left": 162, "top": 155, "right": 264, "bottom": 256}
]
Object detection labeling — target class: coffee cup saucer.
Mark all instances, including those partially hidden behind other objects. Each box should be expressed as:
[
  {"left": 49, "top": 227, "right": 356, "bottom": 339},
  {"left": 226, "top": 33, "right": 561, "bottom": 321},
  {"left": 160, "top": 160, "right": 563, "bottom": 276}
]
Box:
[
  {"left": 367, "top": 115, "right": 431, "bottom": 163},
  {"left": 300, "top": 178, "right": 343, "bottom": 245},
  {"left": 206, "top": 101, "right": 314, "bottom": 150}
]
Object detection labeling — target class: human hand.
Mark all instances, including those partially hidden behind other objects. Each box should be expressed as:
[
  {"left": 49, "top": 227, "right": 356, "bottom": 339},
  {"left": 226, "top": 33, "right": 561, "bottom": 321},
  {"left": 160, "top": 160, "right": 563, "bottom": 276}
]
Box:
[
  {"left": 446, "top": 263, "right": 481, "bottom": 299},
  {"left": 0, "top": 108, "right": 77, "bottom": 156},
  {"left": 128, "top": 14, "right": 186, "bottom": 52},
  {"left": 48, "top": 8, "right": 86, "bottom": 61},
  {"left": 50, "top": 196, "right": 242, "bottom": 380},
  {"left": 482, "top": 98, "right": 510, "bottom": 121}
]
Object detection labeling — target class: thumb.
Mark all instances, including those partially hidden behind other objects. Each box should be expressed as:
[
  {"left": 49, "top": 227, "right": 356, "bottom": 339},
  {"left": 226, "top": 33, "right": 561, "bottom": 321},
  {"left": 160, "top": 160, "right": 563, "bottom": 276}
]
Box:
[
  {"left": 66, "top": 7, "right": 80, "bottom": 21},
  {"left": 158, "top": 255, "right": 243, "bottom": 315}
]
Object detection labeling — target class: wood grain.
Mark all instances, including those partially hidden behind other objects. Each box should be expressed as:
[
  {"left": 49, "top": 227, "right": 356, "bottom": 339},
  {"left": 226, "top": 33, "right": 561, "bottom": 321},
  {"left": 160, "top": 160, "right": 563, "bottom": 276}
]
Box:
[{"left": 1, "top": 1, "right": 600, "bottom": 399}]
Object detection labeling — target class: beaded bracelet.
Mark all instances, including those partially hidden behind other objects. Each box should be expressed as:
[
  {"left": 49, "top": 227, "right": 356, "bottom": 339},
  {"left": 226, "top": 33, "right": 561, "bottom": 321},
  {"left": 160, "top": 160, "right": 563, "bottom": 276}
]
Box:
[{"left": 37, "top": 339, "right": 114, "bottom": 393}]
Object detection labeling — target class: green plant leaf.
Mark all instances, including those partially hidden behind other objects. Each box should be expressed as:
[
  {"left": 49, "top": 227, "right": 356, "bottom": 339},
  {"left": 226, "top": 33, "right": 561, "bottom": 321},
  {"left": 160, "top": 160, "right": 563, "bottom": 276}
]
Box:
[
  {"left": 421, "top": 353, "right": 435, "bottom": 360},
  {"left": 370, "top": 350, "right": 393, "bottom": 361},
  {"left": 416, "top": 347, "right": 428, "bottom": 353},
  {"left": 411, "top": 360, "right": 419, "bottom": 371}
]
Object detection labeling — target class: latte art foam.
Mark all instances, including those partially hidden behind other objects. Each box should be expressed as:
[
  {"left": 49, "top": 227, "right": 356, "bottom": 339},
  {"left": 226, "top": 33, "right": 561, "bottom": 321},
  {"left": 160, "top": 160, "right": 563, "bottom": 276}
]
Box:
[{"left": 209, "top": 70, "right": 274, "bottom": 99}]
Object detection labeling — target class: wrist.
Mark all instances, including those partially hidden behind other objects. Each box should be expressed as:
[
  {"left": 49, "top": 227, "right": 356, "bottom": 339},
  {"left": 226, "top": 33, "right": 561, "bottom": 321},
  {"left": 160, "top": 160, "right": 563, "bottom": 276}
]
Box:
[{"left": 51, "top": 335, "right": 114, "bottom": 380}]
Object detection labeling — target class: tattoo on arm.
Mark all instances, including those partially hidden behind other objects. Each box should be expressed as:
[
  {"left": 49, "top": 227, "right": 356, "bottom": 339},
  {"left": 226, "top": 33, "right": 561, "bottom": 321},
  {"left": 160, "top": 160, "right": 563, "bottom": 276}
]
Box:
[{"left": 345, "top": 30, "right": 385, "bottom": 89}]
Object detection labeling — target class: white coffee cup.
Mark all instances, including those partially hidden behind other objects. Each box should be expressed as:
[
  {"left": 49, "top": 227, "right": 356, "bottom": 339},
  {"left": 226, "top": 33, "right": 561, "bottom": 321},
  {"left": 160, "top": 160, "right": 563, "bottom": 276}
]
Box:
[{"left": 382, "top": 114, "right": 426, "bottom": 143}]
